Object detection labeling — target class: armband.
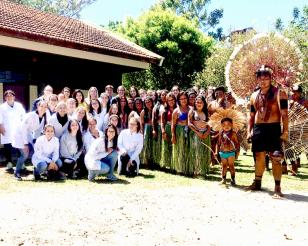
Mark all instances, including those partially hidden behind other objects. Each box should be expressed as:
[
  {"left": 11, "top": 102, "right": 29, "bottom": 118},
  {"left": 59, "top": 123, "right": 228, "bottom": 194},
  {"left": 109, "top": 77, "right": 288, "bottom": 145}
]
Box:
[
  {"left": 280, "top": 99, "right": 288, "bottom": 109},
  {"left": 250, "top": 105, "right": 256, "bottom": 113}
]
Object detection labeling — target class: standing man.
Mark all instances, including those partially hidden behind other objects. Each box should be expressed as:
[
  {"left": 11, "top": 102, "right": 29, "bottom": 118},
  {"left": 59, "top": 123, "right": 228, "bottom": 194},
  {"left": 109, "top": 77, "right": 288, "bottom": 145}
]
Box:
[
  {"left": 247, "top": 65, "right": 288, "bottom": 198},
  {"left": 111, "top": 85, "right": 126, "bottom": 105},
  {"left": 105, "top": 85, "right": 114, "bottom": 105},
  {"left": 288, "top": 85, "right": 307, "bottom": 174}
]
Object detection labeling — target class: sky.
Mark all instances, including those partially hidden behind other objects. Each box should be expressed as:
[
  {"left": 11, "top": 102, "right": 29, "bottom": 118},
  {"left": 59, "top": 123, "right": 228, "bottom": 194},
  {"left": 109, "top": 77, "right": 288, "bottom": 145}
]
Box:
[{"left": 80, "top": 0, "right": 307, "bottom": 34}]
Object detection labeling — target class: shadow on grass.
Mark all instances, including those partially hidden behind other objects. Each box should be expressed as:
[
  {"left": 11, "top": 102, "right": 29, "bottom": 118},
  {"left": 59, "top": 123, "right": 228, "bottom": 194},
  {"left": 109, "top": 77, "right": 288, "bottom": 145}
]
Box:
[
  {"left": 93, "top": 178, "right": 130, "bottom": 185},
  {"left": 295, "top": 173, "right": 308, "bottom": 179},
  {"left": 138, "top": 173, "right": 155, "bottom": 179}
]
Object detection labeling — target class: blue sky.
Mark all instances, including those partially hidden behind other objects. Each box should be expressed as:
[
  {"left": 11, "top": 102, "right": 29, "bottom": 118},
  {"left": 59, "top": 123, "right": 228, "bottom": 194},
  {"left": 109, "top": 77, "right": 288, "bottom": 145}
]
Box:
[{"left": 80, "top": 0, "right": 307, "bottom": 34}]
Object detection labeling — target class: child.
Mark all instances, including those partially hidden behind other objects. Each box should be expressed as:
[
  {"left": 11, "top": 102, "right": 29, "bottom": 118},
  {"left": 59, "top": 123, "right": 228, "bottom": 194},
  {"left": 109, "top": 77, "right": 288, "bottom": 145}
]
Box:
[{"left": 217, "top": 117, "right": 240, "bottom": 185}]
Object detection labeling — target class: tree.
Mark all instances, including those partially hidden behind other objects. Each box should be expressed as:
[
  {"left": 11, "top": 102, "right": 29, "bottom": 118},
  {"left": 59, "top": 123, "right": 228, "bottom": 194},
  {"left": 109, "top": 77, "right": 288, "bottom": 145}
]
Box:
[
  {"left": 275, "top": 18, "right": 284, "bottom": 32},
  {"left": 119, "top": 8, "right": 214, "bottom": 90},
  {"left": 157, "top": 0, "right": 224, "bottom": 39},
  {"left": 9, "top": 0, "right": 96, "bottom": 18},
  {"left": 193, "top": 30, "right": 256, "bottom": 88},
  {"left": 275, "top": 6, "right": 308, "bottom": 88}
]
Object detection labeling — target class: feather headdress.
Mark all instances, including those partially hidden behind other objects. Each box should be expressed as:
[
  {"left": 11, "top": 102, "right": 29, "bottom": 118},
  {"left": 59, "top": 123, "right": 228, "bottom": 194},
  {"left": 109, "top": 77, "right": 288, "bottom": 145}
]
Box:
[
  {"left": 225, "top": 32, "right": 304, "bottom": 100},
  {"left": 208, "top": 108, "right": 246, "bottom": 132}
]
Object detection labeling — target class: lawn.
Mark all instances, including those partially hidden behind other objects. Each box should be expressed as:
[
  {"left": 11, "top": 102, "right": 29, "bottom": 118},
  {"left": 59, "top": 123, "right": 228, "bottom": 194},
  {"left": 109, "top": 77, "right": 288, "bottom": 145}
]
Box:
[{"left": 1, "top": 151, "right": 307, "bottom": 193}]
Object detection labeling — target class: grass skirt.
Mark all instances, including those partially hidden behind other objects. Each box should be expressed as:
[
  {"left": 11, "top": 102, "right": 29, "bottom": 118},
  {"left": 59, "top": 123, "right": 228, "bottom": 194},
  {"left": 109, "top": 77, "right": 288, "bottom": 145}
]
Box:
[
  {"left": 152, "top": 125, "right": 162, "bottom": 165},
  {"left": 160, "top": 123, "right": 172, "bottom": 169},
  {"left": 188, "top": 131, "right": 211, "bottom": 176},
  {"left": 171, "top": 125, "right": 189, "bottom": 174},
  {"left": 140, "top": 124, "right": 153, "bottom": 166}
]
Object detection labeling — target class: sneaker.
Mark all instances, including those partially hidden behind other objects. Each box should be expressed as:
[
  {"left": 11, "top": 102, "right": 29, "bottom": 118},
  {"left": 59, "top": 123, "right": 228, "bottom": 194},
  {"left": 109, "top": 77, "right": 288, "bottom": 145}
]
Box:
[
  {"left": 88, "top": 170, "right": 96, "bottom": 181},
  {"left": 14, "top": 173, "right": 22, "bottom": 181},
  {"left": 72, "top": 170, "right": 79, "bottom": 179},
  {"left": 106, "top": 174, "right": 118, "bottom": 181},
  {"left": 231, "top": 180, "right": 236, "bottom": 186},
  {"left": 6, "top": 162, "right": 14, "bottom": 174},
  {"left": 220, "top": 179, "right": 226, "bottom": 185},
  {"left": 55, "top": 171, "right": 66, "bottom": 181},
  {"left": 34, "top": 174, "right": 42, "bottom": 181}
]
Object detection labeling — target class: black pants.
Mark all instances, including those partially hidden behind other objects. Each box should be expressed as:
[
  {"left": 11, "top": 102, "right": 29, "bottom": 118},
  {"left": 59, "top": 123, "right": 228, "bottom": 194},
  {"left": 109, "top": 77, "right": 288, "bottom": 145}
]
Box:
[
  {"left": 3, "top": 143, "right": 14, "bottom": 164},
  {"left": 120, "top": 153, "right": 137, "bottom": 177}
]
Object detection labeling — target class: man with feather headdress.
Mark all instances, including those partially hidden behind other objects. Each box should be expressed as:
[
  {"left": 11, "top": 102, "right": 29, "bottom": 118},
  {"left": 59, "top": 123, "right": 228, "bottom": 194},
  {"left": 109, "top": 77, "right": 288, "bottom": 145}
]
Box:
[{"left": 247, "top": 65, "right": 288, "bottom": 198}]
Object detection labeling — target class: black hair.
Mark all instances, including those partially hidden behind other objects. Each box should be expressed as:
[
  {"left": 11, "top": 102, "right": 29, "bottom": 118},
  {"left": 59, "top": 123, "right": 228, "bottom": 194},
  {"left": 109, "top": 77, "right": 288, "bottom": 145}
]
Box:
[
  {"left": 129, "top": 86, "right": 140, "bottom": 98},
  {"left": 177, "top": 91, "right": 189, "bottom": 107},
  {"left": 143, "top": 96, "right": 154, "bottom": 122},
  {"left": 67, "top": 119, "right": 83, "bottom": 151},
  {"left": 133, "top": 97, "right": 144, "bottom": 114},
  {"left": 256, "top": 65, "right": 272, "bottom": 78},
  {"left": 221, "top": 117, "right": 233, "bottom": 124},
  {"left": 89, "top": 98, "right": 102, "bottom": 115},
  {"left": 193, "top": 95, "right": 209, "bottom": 121},
  {"left": 72, "top": 89, "right": 85, "bottom": 106},
  {"left": 104, "top": 124, "right": 118, "bottom": 150}
]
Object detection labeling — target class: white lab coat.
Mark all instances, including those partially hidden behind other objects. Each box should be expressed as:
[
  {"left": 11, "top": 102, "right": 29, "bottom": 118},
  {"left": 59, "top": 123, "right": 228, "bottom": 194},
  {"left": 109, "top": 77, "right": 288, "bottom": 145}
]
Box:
[
  {"left": 0, "top": 101, "right": 25, "bottom": 144},
  {"left": 84, "top": 137, "right": 113, "bottom": 171},
  {"left": 48, "top": 113, "right": 69, "bottom": 139},
  {"left": 31, "top": 135, "right": 59, "bottom": 167},
  {"left": 83, "top": 129, "right": 104, "bottom": 152},
  {"left": 12, "top": 111, "right": 46, "bottom": 149},
  {"left": 117, "top": 129, "right": 143, "bottom": 174}
]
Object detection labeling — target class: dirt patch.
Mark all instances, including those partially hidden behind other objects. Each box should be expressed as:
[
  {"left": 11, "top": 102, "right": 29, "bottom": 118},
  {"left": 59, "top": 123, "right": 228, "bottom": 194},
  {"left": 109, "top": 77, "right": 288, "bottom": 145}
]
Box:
[{"left": 0, "top": 172, "right": 308, "bottom": 246}]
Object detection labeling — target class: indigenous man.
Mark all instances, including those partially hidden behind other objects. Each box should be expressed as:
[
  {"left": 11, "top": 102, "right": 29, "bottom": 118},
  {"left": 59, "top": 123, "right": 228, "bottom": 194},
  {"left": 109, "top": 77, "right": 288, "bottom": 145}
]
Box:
[
  {"left": 288, "top": 85, "right": 307, "bottom": 174},
  {"left": 247, "top": 65, "right": 288, "bottom": 198}
]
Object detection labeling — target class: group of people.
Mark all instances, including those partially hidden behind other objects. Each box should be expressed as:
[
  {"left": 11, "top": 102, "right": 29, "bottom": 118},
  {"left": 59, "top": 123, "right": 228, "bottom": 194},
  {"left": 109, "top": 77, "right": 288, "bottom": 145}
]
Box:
[{"left": 0, "top": 65, "right": 306, "bottom": 197}]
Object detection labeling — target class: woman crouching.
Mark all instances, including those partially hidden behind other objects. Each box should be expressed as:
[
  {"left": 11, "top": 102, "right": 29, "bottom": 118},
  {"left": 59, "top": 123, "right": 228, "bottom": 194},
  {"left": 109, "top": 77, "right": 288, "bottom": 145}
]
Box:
[
  {"left": 32, "top": 124, "right": 64, "bottom": 180},
  {"left": 85, "top": 124, "right": 118, "bottom": 181}
]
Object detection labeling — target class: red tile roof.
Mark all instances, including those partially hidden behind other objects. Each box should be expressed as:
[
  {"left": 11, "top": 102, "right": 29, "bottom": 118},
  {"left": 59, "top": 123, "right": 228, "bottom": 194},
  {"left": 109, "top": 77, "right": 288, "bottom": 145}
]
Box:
[{"left": 0, "top": 0, "right": 163, "bottom": 65}]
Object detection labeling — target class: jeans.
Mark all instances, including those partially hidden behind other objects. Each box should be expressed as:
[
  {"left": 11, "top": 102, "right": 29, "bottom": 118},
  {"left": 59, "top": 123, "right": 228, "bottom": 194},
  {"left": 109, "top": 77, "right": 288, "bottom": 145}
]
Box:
[
  {"left": 34, "top": 159, "right": 63, "bottom": 175},
  {"left": 15, "top": 144, "right": 33, "bottom": 175},
  {"left": 88, "top": 150, "right": 118, "bottom": 180}
]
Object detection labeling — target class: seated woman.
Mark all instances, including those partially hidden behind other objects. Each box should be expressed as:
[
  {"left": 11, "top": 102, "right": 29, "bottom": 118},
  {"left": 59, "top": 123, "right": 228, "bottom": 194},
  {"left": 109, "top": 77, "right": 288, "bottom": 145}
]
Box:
[
  {"left": 32, "top": 125, "right": 64, "bottom": 180},
  {"left": 85, "top": 124, "right": 118, "bottom": 181},
  {"left": 117, "top": 117, "right": 143, "bottom": 177},
  {"left": 83, "top": 117, "right": 103, "bottom": 153},
  {"left": 60, "top": 119, "right": 84, "bottom": 178}
]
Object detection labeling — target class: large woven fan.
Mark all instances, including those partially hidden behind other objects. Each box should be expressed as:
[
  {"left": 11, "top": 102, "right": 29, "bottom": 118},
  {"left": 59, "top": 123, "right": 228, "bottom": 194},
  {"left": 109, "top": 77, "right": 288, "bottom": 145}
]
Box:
[
  {"left": 208, "top": 108, "right": 246, "bottom": 132},
  {"left": 225, "top": 33, "right": 304, "bottom": 100},
  {"left": 284, "top": 102, "right": 308, "bottom": 161}
]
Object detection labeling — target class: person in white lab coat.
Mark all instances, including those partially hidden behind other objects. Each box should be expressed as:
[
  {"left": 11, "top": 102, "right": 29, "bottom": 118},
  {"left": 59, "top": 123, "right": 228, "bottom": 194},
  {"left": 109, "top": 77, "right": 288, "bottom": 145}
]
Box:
[
  {"left": 12, "top": 100, "right": 48, "bottom": 180},
  {"left": 0, "top": 90, "right": 25, "bottom": 171},
  {"left": 48, "top": 102, "right": 70, "bottom": 139},
  {"left": 83, "top": 117, "right": 103, "bottom": 153},
  {"left": 85, "top": 124, "right": 118, "bottom": 181},
  {"left": 117, "top": 117, "right": 143, "bottom": 177},
  {"left": 32, "top": 124, "right": 64, "bottom": 180}
]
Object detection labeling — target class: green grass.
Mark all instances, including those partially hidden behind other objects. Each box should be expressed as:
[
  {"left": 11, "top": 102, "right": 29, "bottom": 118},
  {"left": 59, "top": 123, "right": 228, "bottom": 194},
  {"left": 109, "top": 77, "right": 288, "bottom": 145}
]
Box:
[{"left": 0, "top": 152, "right": 307, "bottom": 193}]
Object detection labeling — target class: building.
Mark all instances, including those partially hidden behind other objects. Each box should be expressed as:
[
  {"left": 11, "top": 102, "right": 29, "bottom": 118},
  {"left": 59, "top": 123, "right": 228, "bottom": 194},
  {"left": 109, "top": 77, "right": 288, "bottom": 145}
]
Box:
[{"left": 0, "top": 0, "right": 163, "bottom": 109}]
